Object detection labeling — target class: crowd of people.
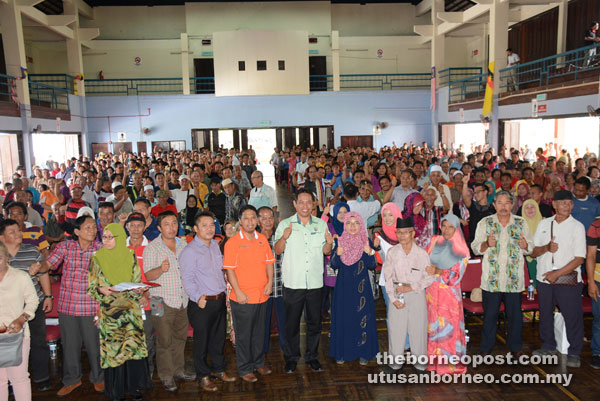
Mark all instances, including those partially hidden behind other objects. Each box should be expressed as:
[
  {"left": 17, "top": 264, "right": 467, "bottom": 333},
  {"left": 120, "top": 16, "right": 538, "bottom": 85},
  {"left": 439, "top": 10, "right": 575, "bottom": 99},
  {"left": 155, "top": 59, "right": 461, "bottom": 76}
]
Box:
[{"left": 0, "top": 140, "right": 599, "bottom": 400}]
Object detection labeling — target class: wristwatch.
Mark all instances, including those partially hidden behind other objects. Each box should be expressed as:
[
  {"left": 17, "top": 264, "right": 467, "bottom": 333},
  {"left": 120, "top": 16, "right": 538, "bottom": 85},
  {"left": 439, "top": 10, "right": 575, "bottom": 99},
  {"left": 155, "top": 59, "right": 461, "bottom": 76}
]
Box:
[{"left": 44, "top": 295, "right": 54, "bottom": 300}]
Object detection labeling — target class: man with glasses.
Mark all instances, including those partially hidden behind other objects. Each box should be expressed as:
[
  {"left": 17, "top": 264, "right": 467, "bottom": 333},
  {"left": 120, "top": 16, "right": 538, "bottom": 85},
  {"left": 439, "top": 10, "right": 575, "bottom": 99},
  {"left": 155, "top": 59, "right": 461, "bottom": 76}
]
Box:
[{"left": 461, "top": 177, "right": 496, "bottom": 251}]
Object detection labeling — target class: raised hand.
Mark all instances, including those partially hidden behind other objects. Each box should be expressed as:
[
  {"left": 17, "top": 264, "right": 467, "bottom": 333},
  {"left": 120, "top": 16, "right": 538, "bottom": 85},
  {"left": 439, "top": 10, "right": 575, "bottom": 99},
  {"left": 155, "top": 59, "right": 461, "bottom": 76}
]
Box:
[
  {"left": 325, "top": 230, "right": 333, "bottom": 245},
  {"left": 373, "top": 236, "right": 381, "bottom": 248},
  {"left": 364, "top": 244, "right": 373, "bottom": 255},
  {"left": 282, "top": 223, "right": 293, "bottom": 240},
  {"left": 518, "top": 235, "right": 528, "bottom": 250},
  {"left": 487, "top": 233, "right": 497, "bottom": 248},
  {"left": 391, "top": 177, "right": 398, "bottom": 187},
  {"left": 28, "top": 262, "right": 42, "bottom": 276},
  {"left": 197, "top": 294, "right": 207, "bottom": 309},
  {"left": 337, "top": 246, "right": 344, "bottom": 256},
  {"left": 160, "top": 257, "right": 170, "bottom": 273}
]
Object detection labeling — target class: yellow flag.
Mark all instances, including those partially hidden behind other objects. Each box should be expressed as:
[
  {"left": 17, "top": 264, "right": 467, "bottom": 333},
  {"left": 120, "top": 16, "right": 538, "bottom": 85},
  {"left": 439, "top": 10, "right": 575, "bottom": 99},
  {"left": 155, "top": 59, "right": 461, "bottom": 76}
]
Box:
[{"left": 482, "top": 61, "right": 494, "bottom": 118}]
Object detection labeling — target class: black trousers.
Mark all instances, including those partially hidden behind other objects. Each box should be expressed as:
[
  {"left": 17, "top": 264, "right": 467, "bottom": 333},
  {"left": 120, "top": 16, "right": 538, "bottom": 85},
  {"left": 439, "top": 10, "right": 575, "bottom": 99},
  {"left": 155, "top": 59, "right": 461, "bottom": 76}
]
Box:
[
  {"left": 28, "top": 301, "right": 49, "bottom": 383},
  {"left": 230, "top": 300, "right": 268, "bottom": 376},
  {"left": 187, "top": 298, "right": 227, "bottom": 378},
  {"left": 480, "top": 290, "right": 523, "bottom": 353},
  {"left": 283, "top": 287, "right": 323, "bottom": 363}
]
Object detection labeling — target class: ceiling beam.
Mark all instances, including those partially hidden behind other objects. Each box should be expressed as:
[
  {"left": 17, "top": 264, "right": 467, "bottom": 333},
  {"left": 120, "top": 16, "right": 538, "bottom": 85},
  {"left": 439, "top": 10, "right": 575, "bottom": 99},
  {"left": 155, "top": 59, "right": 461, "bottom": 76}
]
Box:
[
  {"left": 415, "top": 0, "right": 432, "bottom": 17},
  {"left": 510, "top": 0, "right": 555, "bottom": 4},
  {"left": 76, "top": 0, "right": 94, "bottom": 19},
  {"left": 79, "top": 27, "right": 99, "bottom": 41},
  {"left": 414, "top": 24, "right": 433, "bottom": 37},
  {"left": 46, "top": 15, "right": 77, "bottom": 26},
  {"left": 16, "top": 0, "right": 45, "bottom": 6},
  {"left": 19, "top": 6, "right": 74, "bottom": 39},
  {"left": 437, "top": 12, "right": 464, "bottom": 24}
]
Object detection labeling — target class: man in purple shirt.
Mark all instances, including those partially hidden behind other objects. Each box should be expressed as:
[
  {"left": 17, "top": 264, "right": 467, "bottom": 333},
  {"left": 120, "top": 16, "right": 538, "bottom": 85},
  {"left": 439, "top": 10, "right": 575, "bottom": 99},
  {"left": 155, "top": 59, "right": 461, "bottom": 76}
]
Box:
[{"left": 178, "top": 211, "right": 236, "bottom": 392}]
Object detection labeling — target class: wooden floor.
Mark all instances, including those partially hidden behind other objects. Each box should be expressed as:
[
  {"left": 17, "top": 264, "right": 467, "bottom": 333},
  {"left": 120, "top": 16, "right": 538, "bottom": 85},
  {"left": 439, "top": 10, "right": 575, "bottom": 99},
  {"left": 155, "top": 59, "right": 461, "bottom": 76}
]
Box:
[{"left": 29, "top": 179, "right": 600, "bottom": 401}]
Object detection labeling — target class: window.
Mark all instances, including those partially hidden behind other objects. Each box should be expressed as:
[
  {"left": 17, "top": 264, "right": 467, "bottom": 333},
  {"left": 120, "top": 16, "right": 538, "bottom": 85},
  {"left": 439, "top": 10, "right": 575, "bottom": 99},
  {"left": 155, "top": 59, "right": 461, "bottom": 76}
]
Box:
[
  {"left": 238, "top": 61, "right": 245, "bottom": 71},
  {"left": 278, "top": 60, "right": 285, "bottom": 70},
  {"left": 257, "top": 60, "right": 267, "bottom": 71}
]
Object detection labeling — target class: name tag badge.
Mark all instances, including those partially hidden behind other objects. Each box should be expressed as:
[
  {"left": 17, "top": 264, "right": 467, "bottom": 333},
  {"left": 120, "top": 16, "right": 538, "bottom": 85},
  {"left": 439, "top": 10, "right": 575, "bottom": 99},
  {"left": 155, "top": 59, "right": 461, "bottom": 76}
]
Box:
[
  {"left": 311, "top": 232, "right": 317, "bottom": 235},
  {"left": 239, "top": 245, "right": 250, "bottom": 249}
]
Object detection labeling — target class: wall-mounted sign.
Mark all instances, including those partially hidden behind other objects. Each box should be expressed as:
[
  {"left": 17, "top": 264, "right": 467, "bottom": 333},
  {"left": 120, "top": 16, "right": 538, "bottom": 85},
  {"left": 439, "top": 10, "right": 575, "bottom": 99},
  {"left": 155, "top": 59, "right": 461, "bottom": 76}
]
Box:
[
  {"left": 376, "top": 49, "right": 384, "bottom": 58},
  {"left": 117, "top": 132, "right": 127, "bottom": 142},
  {"left": 134, "top": 56, "right": 142, "bottom": 66}
]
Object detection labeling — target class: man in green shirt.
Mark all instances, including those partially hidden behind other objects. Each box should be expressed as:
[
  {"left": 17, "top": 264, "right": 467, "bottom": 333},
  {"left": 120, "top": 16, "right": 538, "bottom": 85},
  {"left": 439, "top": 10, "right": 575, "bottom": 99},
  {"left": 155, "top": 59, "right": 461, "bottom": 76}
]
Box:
[{"left": 274, "top": 189, "right": 333, "bottom": 373}]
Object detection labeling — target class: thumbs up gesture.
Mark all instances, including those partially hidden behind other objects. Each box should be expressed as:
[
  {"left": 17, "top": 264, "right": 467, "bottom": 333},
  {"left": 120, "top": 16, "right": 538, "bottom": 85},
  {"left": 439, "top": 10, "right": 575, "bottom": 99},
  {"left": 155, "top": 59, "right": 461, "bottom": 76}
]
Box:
[
  {"left": 487, "top": 233, "right": 497, "bottom": 248},
  {"left": 282, "top": 222, "right": 293, "bottom": 240},
  {"left": 197, "top": 294, "right": 207, "bottom": 309},
  {"left": 160, "top": 257, "right": 170, "bottom": 272},
  {"left": 548, "top": 237, "right": 558, "bottom": 253},
  {"left": 518, "top": 235, "right": 528, "bottom": 250}
]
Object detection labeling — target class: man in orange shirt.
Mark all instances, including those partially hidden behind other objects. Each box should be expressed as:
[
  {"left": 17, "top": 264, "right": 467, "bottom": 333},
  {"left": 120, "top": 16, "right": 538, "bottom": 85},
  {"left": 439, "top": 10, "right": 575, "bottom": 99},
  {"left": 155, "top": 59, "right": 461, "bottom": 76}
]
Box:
[{"left": 223, "top": 205, "right": 274, "bottom": 383}]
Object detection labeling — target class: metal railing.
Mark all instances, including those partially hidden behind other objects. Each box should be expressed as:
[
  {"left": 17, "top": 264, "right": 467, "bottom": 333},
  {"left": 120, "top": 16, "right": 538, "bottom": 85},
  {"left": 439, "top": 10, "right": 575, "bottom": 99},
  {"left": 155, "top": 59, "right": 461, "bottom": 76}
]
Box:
[
  {"left": 499, "top": 43, "right": 600, "bottom": 91},
  {"left": 28, "top": 80, "right": 70, "bottom": 111},
  {"left": 310, "top": 75, "right": 333, "bottom": 91},
  {"left": 0, "top": 73, "right": 17, "bottom": 103},
  {"left": 190, "top": 77, "right": 215, "bottom": 94},
  {"left": 28, "top": 74, "right": 77, "bottom": 94},
  {"left": 339, "top": 73, "right": 430, "bottom": 90},
  {"left": 438, "top": 67, "right": 483, "bottom": 86},
  {"left": 85, "top": 78, "right": 184, "bottom": 96},
  {"left": 448, "top": 73, "right": 487, "bottom": 102}
]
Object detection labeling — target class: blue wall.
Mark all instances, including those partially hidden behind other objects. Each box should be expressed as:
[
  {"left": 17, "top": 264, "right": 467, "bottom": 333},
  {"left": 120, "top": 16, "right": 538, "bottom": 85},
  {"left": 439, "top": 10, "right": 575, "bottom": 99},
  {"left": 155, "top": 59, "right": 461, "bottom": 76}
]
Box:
[{"left": 85, "top": 90, "right": 433, "bottom": 151}]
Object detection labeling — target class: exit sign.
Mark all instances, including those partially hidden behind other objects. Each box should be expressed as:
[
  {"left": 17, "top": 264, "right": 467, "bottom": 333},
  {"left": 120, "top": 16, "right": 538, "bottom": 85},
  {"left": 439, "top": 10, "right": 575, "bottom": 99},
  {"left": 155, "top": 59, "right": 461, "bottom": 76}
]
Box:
[
  {"left": 538, "top": 104, "right": 547, "bottom": 113},
  {"left": 258, "top": 120, "right": 271, "bottom": 126}
]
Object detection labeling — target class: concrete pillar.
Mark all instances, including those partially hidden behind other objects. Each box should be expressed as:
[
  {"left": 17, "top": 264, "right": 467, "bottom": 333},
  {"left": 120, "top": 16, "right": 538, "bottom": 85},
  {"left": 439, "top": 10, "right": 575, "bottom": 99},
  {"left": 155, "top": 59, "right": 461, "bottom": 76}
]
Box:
[
  {"left": 332, "top": 31, "right": 340, "bottom": 92},
  {"left": 0, "top": 0, "right": 30, "bottom": 106},
  {"left": 63, "top": 0, "right": 85, "bottom": 96},
  {"left": 431, "top": 0, "right": 445, "bottom": 147},
  {"left": 556, "top": 0, "right": 568, "bottom": 67},
  {"left": 181, "top": 33, "right": 191, "bottom": 95},
  {"left": 487, "top": 0, "right": 509, "bottom": 149}
]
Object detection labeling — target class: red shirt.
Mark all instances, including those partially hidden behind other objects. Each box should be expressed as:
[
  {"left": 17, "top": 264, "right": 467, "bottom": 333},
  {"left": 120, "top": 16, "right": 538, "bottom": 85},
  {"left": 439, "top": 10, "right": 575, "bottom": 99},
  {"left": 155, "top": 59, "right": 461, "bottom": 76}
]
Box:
[
  {"left": 151, "top": 203, "right": 177, "bottom": 219},
  {"left": 128, "top": 237, "right": 150, "bottom": 310}
]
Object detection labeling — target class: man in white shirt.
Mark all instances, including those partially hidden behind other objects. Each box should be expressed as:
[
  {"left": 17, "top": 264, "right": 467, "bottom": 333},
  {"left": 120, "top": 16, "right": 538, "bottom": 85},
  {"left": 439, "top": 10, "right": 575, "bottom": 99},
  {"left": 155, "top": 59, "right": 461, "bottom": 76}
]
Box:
[
  {"left": 530, "top": 190, "right": 586, "bottom": 368},
  {"left": 506, "top": 48, "right": 520, "bottom": 91},
  {"left": 383, "top": 170, "right": 416, "bottom": 213},
  {"left": 249, "top": 171, "right": 277, "bottom": 212},
  {"left": 170, "top": 174, "right": 193, "bottom": 212},
  {"left": 344, "top": 183, "right": 380, "bottom": 233},
  {"left": 424, "top": 165, "right": 451, "bottom": 212},
  {"left": 295, "top": 153, "right": 308, "bottom": 187}
]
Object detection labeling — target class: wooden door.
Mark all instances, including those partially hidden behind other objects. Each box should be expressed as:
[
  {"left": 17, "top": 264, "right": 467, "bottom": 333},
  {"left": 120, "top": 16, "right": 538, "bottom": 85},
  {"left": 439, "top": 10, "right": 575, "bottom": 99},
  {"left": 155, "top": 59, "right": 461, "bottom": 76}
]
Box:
[
  {"left": 91, "top": 142, "right": 109, "bottom": 159},
  {"left": 241, "top": 129, "right": 248, "bottom": 150},
  {"left": 275, "top": 128, "right": 283, "bottom": 150},
  {"left": 113, "top": 142, "right": 132, "bottom": 154},
  {"left": 284, "top": 128, "right": 296, "bottom": 149},
  {"left": 193, "top": 58, "right": 215, "bottom": 94},
  {"left": 340, "top": 135, "right": 373, "bottom": 148},
  {"left": 137, "top": 142, "right": 147, "bottom": 155},
  {"left": 309, "top": 56, "right": 327, "bottom": 91}
]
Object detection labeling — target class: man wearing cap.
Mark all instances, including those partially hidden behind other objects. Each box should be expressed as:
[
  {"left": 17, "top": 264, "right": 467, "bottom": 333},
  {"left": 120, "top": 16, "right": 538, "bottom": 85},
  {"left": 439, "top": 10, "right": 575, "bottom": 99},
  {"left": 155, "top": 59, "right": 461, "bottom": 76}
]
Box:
[
  {"left": 179, "top": 211, "right": 237, "bottom": 391},
  {"left": 205, "top": 177, "right": 227, "bottom": 225},
  {"left": 170, "top": 174, "right": 193, "bottom": 212},
  {"left": 223, "top": 178, "right": 247, "bottom": 222},
  {"left": 424, "top": 165, "right": 451, "bottom": 211},
  {"left": 143, "top": 185, "right": 157, "bottom": 207},
  {"left": 383, "top": 217, "right": 434, "bottom": 373},
  {"left": 472, "top": 190, "right": 533, "bottom": 356},
  {"left": 531, "top": 190, "right": 586, "bottom": 368},
  {"left": 249, "top": 171, "right": 278, "bottom": 212},
  {"left": 151, "top": 189, "right": 177, "bottom": 219},
  {"left": 125, "top": 212, "right": 156, "bottom": 378}
]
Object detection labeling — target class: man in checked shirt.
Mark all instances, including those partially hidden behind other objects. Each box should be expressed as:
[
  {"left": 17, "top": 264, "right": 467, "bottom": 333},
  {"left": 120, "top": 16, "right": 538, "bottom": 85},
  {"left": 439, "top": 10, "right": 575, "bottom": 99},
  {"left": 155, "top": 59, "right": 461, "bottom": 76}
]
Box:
[{"left": 143, "top": 210, "right": 196, "bottom": 392}]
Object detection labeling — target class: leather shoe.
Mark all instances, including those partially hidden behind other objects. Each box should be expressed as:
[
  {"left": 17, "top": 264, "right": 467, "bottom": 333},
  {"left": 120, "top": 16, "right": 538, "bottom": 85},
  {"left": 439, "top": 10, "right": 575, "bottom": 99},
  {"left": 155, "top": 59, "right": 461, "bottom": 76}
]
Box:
[
  {"left": 308, "top": 359, "right": 324, "bottom": 372},
  {"left": 214, "top": 371, "right": 237, "bottom": 382},
  {"left": 241, "top": 372, "right": 258, "bottom": 383},
  {"left": 200, "top": 376, "right": 217, "bottom": 392},
  {"left": 161, "top": 379, "right": 178, "bottom": 392},
  {"left": 285, "top": 361, "right": 297, "bottom": 373},
  {"left": 174, "top": 372, "right": 196, "bottom": 382},
  {"left": 57, "top": 381, "right": 81, "bottom": 397},
  {"left": 36, "top": 379, "right": 51, "bottom": 392},
  {"left": 256, "top": 366, "right": 272, "bottom": 376},
  {"left": 93, "top": 381, "right": 104, "bottom": 393}
]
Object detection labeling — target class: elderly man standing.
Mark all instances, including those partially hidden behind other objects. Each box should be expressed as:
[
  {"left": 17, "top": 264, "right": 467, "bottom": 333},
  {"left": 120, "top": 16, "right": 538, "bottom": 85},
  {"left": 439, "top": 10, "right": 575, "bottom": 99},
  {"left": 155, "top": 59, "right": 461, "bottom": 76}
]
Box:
[
  {"left": 222, "top": 178, "right": 247, "bottom": 222},
  {"left": 179, "top": 211, "right": 237, "bottom": 392},
  {"left": 274, "top": 189, "right": 333, "bottom": 373},
  {"left": 224, "top": 205, "right": 275, "bottom": 382},
  {"left": 531, "top": 190, "right": 586, "bottom": 368},
  {"left": 249, "top": 171, "right": 278, "bottom": 212},
  {"left": 423, "top": 165, "right": 451, "bottom": 212},
  {"left": 383, "top": 217, "right": 434, "bottom": 372},
  {"left": 472, "top": 190, "right": 533, "bottom": 356}
]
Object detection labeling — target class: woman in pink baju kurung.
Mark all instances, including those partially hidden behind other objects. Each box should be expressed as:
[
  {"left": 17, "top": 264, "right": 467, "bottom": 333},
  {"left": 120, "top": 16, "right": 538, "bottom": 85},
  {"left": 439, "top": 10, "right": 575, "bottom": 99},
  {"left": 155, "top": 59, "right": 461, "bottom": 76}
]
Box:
[{"left": 425, "top": 214, "right": 469, "bottom": 374}]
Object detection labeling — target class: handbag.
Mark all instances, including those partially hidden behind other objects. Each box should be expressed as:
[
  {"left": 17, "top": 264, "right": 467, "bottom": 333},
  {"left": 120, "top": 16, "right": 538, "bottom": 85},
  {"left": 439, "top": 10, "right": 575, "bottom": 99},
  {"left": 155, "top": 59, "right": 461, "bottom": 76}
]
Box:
[
  {"left": 550, "top": 221, "right": 578, "bottom": 286},
  {"left": 0, "top": 331, "right": 24, "bottom": 368},
  {"left": 553, "top": 311, "right": 570, "bottom": 354}
]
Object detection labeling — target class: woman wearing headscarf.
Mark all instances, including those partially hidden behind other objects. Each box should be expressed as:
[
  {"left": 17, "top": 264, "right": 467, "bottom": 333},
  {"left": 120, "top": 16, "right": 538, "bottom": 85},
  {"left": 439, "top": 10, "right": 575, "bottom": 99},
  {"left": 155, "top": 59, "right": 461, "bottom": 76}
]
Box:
[
  {"left": 403, "top": 192, "right": 428, "bottom": 249},
  {"left": 485, "top": 180, "right": 496, "bottom": 205},
  {"left": 88, "top": 223, "right": 150, "bottom": 401},
  {"left": 521, "top": 199, "right": 542, "bottom": 287},
  {"left": 425, "top": 214, "right": 470, "bottom": 374},
  {"left": 329, "top": 212, "right": 378, "bottom": 365},
  {"left": 323, "top": 203, "right": 350, "bottom": 317},
  {"left": 179, "top": 194, "right": 199, "bottom": 235},
  {"left": 374, "top": 202, "right": 402, "bottom": 308},
  {"left": 512, "top": 182, "right": 530, "bottom": 215}
]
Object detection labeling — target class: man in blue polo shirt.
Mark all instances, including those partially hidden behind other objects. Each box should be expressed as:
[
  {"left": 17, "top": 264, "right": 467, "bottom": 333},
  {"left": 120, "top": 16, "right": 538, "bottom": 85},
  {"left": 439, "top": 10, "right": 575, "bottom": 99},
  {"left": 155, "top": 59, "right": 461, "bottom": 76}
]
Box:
[{"left": 572, "top": 177, "right": 600, "bottom": 232}]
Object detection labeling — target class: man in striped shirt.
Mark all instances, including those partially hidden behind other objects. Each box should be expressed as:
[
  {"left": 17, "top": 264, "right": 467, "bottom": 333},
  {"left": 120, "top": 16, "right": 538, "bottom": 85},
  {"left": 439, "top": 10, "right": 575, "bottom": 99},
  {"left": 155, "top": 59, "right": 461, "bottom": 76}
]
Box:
[
  {"left": 0, "top": 219, "right": 52, "bottom": 391},
  {"left": 57, "top": 183, "right": 91, "bottom": 237},
  {"left": 47, "top": 215, "right": 104, "bottom": 397}
]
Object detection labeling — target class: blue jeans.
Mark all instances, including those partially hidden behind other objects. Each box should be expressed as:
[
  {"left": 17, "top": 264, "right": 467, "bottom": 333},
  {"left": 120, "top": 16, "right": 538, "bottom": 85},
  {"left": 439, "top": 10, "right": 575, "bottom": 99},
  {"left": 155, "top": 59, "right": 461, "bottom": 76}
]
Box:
[
  {"left": 264, "top": 296, "right": 286, "bottom": 354},
  {"left": 593, "top": 281, "right": 600, "bottom": 355}
]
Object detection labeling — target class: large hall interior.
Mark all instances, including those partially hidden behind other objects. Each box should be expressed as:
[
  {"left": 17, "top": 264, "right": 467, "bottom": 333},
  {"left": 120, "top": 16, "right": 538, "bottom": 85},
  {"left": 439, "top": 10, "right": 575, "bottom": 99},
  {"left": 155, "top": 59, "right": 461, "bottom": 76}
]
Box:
[{"left": 1, "top": 0, "right": 600, "bottom": 400}]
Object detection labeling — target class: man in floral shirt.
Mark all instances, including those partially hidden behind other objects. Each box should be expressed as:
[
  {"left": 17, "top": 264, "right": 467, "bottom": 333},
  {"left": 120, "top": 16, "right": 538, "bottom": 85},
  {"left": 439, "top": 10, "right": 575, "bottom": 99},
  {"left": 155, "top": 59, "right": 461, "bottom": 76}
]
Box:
[{"left": 472, "top": 190, "right": 533, "bottom": 356}]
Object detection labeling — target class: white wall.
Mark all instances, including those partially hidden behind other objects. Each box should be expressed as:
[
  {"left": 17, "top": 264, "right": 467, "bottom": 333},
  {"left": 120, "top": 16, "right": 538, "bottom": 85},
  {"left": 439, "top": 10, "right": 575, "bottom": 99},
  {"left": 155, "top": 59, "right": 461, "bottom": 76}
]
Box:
[
  {"left": 213, "top": 30, "right": 309, "bottom": 96},
  {"left": 331, "top": 3, "right": 429, "bottom": 36}
]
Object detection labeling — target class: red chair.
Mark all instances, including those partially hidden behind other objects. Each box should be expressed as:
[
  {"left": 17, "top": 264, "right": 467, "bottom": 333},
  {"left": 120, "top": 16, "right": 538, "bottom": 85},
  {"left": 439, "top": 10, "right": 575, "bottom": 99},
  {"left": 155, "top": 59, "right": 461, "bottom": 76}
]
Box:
[
  {"left": 461, "top": 258, "right": 505, "bottom": 333},
  {"left": 187, "top": 324, "right": 194, "bottom": 339},
  {"left": 521, "top": 261, "right": 540, "bottom": 325},
  {"left": 46, "top": 280, "right": 61, "bottom": 344}
]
